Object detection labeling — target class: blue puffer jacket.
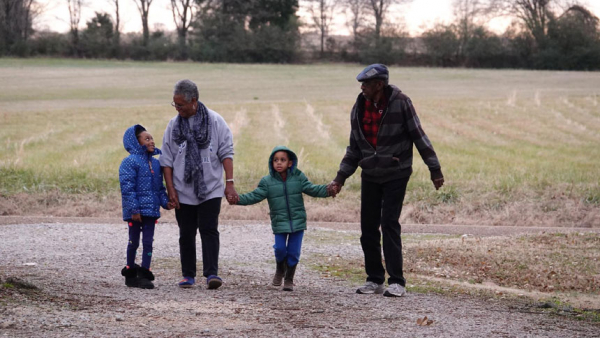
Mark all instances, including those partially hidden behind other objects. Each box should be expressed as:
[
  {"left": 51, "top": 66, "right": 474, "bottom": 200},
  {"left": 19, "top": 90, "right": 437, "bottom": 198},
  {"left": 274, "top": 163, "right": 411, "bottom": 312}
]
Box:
[{"left": 119, "top": 124, "right": 169, "bottom": 221}]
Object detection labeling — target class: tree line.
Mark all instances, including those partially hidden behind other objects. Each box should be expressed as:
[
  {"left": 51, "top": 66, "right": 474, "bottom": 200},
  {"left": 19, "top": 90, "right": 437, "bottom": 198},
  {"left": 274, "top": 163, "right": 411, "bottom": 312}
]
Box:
[{"left": 1, "top": 0, "right": 599, "bottom": 70}]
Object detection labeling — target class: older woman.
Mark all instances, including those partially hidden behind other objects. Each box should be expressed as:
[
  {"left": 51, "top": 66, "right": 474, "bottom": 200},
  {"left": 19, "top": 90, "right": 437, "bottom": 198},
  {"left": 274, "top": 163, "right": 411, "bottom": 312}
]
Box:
[{"left": 160, "top": 79, "right": 238, "bottom": 289}]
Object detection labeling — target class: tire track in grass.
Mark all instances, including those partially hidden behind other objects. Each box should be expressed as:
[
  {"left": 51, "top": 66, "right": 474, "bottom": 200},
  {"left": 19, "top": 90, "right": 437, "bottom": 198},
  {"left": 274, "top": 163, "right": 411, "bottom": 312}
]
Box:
[
  {"left": 271, "top": 104, "right": 288, "bottom": 145},
  {"left": 229, "top": 108, "right": 249, "bottom": 147}
]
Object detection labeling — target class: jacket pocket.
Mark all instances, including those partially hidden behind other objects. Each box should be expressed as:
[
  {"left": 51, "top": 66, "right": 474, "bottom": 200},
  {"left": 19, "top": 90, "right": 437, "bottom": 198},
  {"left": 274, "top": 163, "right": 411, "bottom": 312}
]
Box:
[{"left": 359, "top": 155, "right": 400, "bottom": 176}]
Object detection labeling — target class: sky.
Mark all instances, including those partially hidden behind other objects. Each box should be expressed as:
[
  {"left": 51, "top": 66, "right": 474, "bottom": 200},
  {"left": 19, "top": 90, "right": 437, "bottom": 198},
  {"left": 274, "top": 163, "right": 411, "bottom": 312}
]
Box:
[{"left": 36, "top": 0, "right": 600, "bottom": 37}]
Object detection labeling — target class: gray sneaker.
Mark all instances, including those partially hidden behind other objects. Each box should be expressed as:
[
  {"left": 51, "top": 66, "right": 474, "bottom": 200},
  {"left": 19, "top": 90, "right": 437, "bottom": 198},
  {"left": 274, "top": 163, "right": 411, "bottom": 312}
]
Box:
[
  {"left": 383, "top": 283, "right": 407, "bottom": 297},
  {"left": 356, "top": 281, "right": 384, "bottom": 294}
]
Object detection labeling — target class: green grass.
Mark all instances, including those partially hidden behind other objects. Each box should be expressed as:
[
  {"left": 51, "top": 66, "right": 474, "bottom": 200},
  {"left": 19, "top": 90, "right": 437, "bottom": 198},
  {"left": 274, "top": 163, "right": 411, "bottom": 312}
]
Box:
[{"left": 1, "top": 58, "right": 599, "bottom": 224}]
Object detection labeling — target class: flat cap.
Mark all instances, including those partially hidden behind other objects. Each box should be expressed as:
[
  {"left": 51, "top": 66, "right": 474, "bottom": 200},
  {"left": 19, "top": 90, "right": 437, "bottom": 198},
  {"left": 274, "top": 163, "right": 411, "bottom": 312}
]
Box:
[{"left": 356, "top": 64, "right": 389, "bottom": 82}]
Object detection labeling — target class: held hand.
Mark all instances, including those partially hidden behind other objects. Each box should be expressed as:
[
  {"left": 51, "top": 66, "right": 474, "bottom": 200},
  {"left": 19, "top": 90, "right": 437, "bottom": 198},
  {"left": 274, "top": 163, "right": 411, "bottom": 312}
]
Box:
[
  {"left": 433, "top": 177, "right": 444, "bottom": 190},
  {"left": 225, "top": 184, "right": 239, "bottom": 205},
  {"left": 132, "top": 213, "right": 142, "bottom": 223},
  {"left": 329, "top": 181, "right": 343, "bottom": 195},
  {"left": 168, "top": 188, "right": 180, "bottom": 210},
  {"left": 326, "top": 183, "right": 338, "bottom": 198}
]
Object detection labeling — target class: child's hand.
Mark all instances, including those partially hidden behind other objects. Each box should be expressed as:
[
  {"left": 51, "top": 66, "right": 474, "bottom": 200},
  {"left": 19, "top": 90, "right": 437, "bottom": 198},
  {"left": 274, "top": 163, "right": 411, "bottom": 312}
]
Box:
[
  {"left": 132, "top": 213, "right": 142, "bottom": 222},
  {"left": 166, "top": 202, "right": 175, "bottom": 210}
]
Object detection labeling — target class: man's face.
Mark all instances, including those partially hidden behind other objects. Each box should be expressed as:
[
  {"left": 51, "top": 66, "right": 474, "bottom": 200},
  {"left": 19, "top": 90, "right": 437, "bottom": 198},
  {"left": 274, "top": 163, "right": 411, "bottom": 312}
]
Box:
[
  {"left": 172, "top": 94, "right": 197, "bottom": 118},
  {"left": 360, "top": 79, "right": 383, "bottom": 101}
]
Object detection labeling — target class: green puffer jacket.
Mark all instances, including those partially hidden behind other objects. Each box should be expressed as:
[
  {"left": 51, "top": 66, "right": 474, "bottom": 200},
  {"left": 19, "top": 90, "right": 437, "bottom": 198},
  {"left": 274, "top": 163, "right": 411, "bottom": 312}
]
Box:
[{"left": 238, "top": 146, "right": 329, "bottom": 234}]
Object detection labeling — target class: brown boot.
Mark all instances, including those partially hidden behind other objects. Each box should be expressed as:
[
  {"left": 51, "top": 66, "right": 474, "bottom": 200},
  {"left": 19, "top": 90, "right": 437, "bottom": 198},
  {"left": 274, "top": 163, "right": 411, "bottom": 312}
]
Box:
[
  {"left": 272, "top": 261, "right": 286, "bottom": 286},
  {"left": 283, "top": 263, "right": 297, "bottom": 291}
]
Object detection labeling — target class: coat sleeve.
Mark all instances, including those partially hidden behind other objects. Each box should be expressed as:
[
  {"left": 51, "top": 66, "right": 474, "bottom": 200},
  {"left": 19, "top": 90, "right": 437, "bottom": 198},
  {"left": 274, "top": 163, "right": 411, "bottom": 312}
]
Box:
[
  {"left": 159, "top": 166, "right": 169, "bottom": 209},
  {"left": 403, "top": 98, "right": 443, "bottom": 179},
  {"left": 119, "top": 157, "right": 140, "bottom": 215},
  {"left": 334, "top": 104, "right": 361, "bottom": 185},
  {"left": 238, "top": 177, "right": 269, "bottom": 206},
  {"left": 300, "top": 172, "right": 329, "bottom": 198}
]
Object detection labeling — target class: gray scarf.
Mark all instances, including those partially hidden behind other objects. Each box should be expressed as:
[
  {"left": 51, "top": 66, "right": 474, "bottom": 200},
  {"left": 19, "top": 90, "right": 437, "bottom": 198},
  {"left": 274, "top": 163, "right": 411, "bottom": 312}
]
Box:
[{"left": 172, "top": 101, "right": 212, "bottom": 200}]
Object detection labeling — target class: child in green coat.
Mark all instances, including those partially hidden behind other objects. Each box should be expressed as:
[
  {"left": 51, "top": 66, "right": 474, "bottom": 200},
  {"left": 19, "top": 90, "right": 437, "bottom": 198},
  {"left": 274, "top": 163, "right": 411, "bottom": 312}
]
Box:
[{"left": 231, "top": 146, "right": 336, "bottom": 291}]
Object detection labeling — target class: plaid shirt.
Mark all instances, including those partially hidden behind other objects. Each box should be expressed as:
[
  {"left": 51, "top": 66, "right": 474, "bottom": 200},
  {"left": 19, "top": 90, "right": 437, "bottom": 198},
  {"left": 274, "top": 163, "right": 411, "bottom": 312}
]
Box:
[{"left": 362, "top": 97, "right": 387, "bottom": 148}]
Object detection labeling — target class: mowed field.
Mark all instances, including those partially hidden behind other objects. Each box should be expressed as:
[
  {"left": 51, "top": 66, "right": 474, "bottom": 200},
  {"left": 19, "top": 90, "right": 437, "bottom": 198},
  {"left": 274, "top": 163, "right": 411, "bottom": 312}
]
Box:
[{"left": 0, "top": 58, "right": 599, "bottom": 226}]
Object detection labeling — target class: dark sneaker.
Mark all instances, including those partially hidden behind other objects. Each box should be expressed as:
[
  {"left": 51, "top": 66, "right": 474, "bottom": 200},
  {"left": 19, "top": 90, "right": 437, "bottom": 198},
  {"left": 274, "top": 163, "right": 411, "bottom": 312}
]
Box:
[
  {"left": 178, "top": 277, "right": 195, "bottom": 288},
  {"left": 206, "top": 275, "right": 222, "bottom": 290},
  {"left": 383, "top": 283, "right": 407, "bottom": 297},
  {"left": 356, "top": 281, "right": 384, "bottom": 294}
]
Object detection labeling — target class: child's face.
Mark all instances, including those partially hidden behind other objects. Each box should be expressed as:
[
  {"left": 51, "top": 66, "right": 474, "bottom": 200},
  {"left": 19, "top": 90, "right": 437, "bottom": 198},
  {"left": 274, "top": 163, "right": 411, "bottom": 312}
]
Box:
[
  {"left": 272, "top": 151, "right": 292, "bottom": 173},
  {"left": 137, "top": 131, "right": 155, "bottom": 153}
]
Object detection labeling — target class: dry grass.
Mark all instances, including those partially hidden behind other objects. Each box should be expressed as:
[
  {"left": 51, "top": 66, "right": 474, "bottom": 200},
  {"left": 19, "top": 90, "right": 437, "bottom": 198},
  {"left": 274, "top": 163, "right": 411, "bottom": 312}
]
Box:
[
  {"left": 1, "top": 59, "right": 599, "bottom": 226},
  {"left": 407, "top": 233, "right": 600, "bottom": 294}
]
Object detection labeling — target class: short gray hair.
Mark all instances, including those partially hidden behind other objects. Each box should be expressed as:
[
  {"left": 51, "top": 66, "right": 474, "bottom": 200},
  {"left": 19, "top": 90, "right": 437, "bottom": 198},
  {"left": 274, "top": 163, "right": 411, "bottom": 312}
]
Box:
[{"left": 173, "top": 79, "right": 199, "bottom": 102}]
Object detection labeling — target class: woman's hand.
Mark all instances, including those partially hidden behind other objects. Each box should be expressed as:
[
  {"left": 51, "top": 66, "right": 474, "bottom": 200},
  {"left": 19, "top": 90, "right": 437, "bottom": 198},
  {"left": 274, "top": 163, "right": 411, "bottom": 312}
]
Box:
[{"left": 167, "top": 187, "right": 180, "bottom": 210}]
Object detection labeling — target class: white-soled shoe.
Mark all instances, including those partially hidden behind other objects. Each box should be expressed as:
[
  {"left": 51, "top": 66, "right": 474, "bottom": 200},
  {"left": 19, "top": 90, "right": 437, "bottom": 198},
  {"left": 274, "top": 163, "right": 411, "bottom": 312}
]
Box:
[
  {"left": 383, "top": 283, "right": 407, "bottom": 297},
  {"left": 356, "top": 281, "right": 384, "bottom": 294}
]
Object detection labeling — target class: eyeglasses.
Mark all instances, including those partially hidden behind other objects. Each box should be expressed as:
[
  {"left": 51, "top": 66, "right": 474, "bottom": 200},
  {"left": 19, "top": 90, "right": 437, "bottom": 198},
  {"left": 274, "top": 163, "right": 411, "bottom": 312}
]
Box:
[{"left": 171, "top": 101, "right": 186, "bottom": 110}]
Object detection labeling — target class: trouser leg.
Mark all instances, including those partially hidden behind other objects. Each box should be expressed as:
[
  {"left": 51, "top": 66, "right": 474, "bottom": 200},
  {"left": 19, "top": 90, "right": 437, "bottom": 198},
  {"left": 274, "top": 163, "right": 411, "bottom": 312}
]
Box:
[
  {"left": 176, "top": 203, "right": 200, "bottom": 278},
  {"left": 285, "top": 230, "right": 304, "bottom": 267},
  {"left": 197, "top": 198, "right": 221, "bottom": 277},
  {"left": 360, "top": 179, "right": 385, "bottom": 285},
  {"left": 126, "top": 221, "right": 142, "bottom": 267},
  {"left": 381, "top": 177, "right": 409, "bottom": 286},
  {"left": 273, "top": 233, "right": 288, "bottom": 263},
  {"left": 140, "top": 217, "right": 157, "bottom": 269}
]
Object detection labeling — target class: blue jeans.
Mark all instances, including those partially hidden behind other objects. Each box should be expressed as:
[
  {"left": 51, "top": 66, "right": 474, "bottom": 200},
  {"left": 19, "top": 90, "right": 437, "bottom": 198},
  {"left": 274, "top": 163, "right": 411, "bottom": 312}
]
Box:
[
  {"left": 127, "top": 216, "right": 157, "bottom": 269},
  {"left": 274, "top": 230, "right": 304, "bottom": 267}
]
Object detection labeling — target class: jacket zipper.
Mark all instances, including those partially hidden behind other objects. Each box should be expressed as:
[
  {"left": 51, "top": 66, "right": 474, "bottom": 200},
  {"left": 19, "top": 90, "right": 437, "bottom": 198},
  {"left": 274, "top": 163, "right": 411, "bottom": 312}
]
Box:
[{"left": 283, "top": 180, "right": 294, "bottom": 232}]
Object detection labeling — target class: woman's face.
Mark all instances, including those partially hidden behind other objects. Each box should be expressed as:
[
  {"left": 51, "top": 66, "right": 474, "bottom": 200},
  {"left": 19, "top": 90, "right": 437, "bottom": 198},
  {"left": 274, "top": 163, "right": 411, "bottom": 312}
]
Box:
[{"left": 172, "top": 94, "right": 197, "bottom": 118}]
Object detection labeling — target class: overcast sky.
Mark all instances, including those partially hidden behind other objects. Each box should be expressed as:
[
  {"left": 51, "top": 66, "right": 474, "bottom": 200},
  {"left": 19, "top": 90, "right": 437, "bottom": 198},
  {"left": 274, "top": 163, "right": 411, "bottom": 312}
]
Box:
[{"left": 36, "top": 0, "right": 600, "bottom": 36}]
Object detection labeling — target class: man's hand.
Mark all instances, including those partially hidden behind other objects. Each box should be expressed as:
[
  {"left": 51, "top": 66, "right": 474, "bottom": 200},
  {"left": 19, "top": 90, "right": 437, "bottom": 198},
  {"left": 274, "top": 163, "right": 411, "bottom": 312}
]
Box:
[
  {"left": 433, "top": 177, "right": 444, "bottom": 190},
  {"left": 132, "top": 213, "right": 142, "bottom": 223},
  {"left": 329, "top": 181, "right": 343, "bottom": 195},
  {"left": 326, "top": 183, "right": 338, "bottom": 198}
]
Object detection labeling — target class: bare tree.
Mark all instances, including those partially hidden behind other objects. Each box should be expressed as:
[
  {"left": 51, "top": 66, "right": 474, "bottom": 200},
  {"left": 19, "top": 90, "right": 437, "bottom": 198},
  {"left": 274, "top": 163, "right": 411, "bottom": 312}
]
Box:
[
  {"left": 343, "top": 0, "right": 363, "bottom": 39},
  {"left": 365, "top": 0, "right": 412, "bottom": 40},
  {"left": 306, "top": 0, "right": 337, "bottom": 57},
  {"left": 107, "top": 0, "right": 121, "bottom": 46},
  {"left": 132, "top": 0, "right": 153, "bottom": 46},
  {"left": 494, "top": 0, "right": 568, "bottom": 47},
  {"left": 170, "top": 0, "right": 210, "bottom": 59},
  {"left": 1, "top": 0, "right": 39, "bottom": 52},
  {"left": 452, "top": 0, "right": 498, "bottom": 57},
  {"left": 66, "top": 0, "right": 84, "bottom": 56}
]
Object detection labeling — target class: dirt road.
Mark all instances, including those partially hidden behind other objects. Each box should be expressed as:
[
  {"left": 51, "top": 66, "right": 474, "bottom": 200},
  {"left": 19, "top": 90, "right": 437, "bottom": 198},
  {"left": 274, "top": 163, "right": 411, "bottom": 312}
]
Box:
[{"left": 1, "top": 218, "right": 598, "bottom": 337}]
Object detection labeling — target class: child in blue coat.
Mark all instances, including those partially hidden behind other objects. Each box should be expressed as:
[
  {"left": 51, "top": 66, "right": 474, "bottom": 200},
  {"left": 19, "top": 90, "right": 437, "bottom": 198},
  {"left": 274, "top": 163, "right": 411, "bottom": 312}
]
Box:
[{"left": 119, "top": 124, "right": 170, "bottom": 289}]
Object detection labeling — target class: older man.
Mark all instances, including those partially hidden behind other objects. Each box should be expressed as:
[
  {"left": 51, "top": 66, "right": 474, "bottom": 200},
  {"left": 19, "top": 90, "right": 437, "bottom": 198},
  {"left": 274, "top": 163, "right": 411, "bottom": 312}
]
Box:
[
  {"left": 330, "top": 64, "right": 444, "bottom": 297},
  {"left": 160, "top": 79, "right": 238, "bottom": 289}
]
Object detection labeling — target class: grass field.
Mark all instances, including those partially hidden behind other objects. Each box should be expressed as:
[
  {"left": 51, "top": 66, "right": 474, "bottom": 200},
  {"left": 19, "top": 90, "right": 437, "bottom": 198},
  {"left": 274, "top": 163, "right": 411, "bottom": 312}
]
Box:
[{"left": 0, "top": 58, "right": 599, "bottom": 226}]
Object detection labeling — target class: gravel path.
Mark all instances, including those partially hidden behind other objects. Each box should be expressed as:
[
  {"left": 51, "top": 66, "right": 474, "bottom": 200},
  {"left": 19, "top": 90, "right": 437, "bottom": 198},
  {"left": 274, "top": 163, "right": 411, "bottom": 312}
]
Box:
[{"left": 1, "top": 220, "right": 598, "bottom": 337}]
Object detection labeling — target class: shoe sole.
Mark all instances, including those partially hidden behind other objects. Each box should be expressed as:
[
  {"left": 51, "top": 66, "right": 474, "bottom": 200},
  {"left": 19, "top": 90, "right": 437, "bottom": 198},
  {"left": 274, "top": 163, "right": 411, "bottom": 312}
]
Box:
[
  {"left": 356, "top": 289, "right": 384, "bottom": 294},
  {"left": 207, "top": 279, "right": 222, "bottom": 290},
  {"left": 383, "top": 291, "right": 406, "bottom": 297},
  {"left": 178, "top": 284, "right": 194, "bottom": 288}
]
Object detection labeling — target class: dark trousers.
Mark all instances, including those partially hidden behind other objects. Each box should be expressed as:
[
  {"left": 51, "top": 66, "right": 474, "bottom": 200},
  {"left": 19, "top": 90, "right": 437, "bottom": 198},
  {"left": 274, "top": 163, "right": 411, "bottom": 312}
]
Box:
[
  {"left": 360, "top": 177, "right": 409, "bottom": 286},
  {"left": 175, "top": 198, "right": 221, "bottom": 278},
  {"left": 126, "top": 216, "right": 157, "bottom": 269}
]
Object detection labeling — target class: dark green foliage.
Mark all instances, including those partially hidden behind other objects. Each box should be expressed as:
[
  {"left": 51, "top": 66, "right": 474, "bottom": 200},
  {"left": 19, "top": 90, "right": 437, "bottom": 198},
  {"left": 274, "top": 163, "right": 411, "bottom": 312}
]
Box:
[
  {"left": 80, "top": 12, "right": 114, "bottom": 59},
  {"left": 190, "top": 0, "right": 300, "bottom": 63}
]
